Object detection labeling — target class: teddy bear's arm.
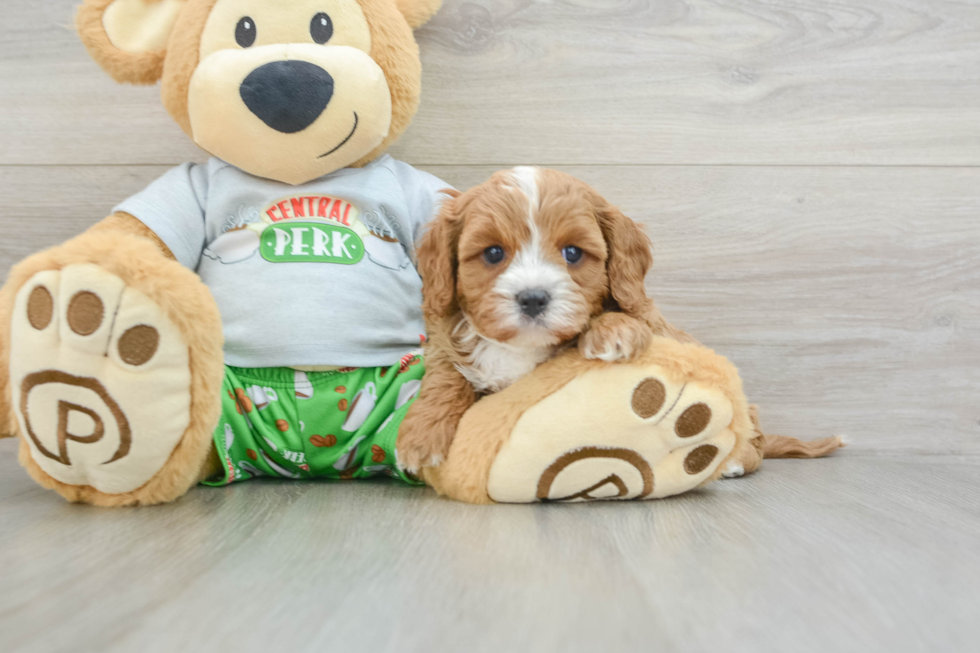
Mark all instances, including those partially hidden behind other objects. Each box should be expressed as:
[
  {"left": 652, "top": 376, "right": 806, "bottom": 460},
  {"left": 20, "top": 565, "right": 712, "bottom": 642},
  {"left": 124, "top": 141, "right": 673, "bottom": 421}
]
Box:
[{"left": 86, "top": 212, "right": 176, "bottom": 261}]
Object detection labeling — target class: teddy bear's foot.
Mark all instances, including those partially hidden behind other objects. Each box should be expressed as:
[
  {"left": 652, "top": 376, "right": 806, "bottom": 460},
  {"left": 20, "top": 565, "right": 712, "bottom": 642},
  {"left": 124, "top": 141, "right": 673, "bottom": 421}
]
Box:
[
  {"left": 424, "top": 336, "right": 755, "bottom": 504},
  {"left": 486, "top": 363, "right": 737, "bottom": 502},
  {"left": 2, "top": 232, "right": 224, "bottom": 505}
]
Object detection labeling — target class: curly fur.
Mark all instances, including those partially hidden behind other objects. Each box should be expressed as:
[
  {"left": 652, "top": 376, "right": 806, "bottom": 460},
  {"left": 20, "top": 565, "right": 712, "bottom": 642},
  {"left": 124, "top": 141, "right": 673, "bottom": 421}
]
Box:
[
  {"left": 401, "top": 169, "right": 673, "bottom": 470},
  {"left": 406, "top": 169, "right": 843, "bottom": 482}
]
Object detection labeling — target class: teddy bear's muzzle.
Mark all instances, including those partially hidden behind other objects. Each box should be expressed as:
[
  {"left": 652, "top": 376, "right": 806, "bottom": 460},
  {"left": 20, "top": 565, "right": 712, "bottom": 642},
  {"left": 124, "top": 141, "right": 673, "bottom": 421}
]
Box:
[{"left": 240, "top": 60, "right": 335, "bottom": 134}]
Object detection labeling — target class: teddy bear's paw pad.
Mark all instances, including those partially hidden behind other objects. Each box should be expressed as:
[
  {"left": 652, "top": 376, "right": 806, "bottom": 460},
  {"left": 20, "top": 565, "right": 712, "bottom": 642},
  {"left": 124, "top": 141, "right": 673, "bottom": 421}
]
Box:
[
  {"left": 486, "top": 364, "right": 737, "bottom": 503},
  {"left": 9, "top": 265, "right": 192, "bottom": 494}
]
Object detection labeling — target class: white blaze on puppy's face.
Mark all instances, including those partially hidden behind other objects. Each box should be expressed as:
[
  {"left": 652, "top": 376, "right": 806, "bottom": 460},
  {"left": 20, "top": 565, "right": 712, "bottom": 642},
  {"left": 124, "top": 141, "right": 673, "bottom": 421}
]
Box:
[
  {"left": 488, "top": 167, "right": 587, "bottom": 345},
  {"left": 509, "top": 166, "right": 540, "bottom": 219},
  {"left": 449, "top": 167, "right": 613, "bottom": 392},
  {"left": 454, "top": 167, "right": 609, "bottom": 344}
]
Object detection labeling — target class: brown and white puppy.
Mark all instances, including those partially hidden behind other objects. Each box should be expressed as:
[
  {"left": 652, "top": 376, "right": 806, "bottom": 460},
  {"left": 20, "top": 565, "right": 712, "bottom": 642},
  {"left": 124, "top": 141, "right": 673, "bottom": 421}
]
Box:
[{"left": 398, "top": 167, "right": 688, "bottom": 472}]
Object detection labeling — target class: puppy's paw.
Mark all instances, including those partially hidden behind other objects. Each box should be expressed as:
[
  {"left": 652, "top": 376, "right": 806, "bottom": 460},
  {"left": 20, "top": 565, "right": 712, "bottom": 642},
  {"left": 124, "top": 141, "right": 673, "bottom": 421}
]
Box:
[
  {"left": 396, "top": 411, "right": 455, "bottom": 473},
  {"left": 721, "top": 461, "right": 745, "bottom": 478},
  {"left": 580, "top": 313, "right": 652, "bottom": 362}
]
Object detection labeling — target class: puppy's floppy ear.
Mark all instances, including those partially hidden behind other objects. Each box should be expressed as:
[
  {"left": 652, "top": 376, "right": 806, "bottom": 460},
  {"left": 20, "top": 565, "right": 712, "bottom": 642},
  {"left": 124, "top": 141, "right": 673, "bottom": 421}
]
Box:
[
  {"left": 76, "top": 0, "right": 187, "bottom": 85},
  {"left": 592, "top": 192, "right": 654, "bottom": 319},
  {"left": 395, "top": 0, "right": 443, "bottom": 29},
  {"left": 418, "top": 190, "right": 463, "bottom": 320}
]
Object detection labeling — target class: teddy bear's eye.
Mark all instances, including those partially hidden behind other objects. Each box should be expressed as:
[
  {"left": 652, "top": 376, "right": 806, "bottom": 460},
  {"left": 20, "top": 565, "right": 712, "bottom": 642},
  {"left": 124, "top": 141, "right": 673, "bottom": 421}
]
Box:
[
  {"left": 235, "top": 17, "right": 256, "bottom": 48},
  {"left": 310, "top": 13, "right": 334, "bottom": 44}
]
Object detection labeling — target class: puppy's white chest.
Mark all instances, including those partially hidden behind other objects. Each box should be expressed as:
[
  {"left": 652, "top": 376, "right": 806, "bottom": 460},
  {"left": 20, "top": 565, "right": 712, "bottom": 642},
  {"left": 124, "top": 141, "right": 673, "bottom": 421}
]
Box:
[{"left": 458, "top": 339, "right": 553, "bottom": 394}]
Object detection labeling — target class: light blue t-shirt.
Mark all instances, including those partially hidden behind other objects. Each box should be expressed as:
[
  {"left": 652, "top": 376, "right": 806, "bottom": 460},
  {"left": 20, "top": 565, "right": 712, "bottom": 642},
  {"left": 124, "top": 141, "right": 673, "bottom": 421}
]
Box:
[{"left": 115, "top": 155, "right": 451, "bottom": 368}]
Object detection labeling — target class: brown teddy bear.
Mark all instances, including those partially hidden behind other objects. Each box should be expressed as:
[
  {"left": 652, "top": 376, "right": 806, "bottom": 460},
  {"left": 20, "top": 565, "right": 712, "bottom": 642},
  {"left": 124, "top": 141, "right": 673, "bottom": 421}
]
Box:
[{"left": 0, "top": 0, "right": 840, "bottom": 507}]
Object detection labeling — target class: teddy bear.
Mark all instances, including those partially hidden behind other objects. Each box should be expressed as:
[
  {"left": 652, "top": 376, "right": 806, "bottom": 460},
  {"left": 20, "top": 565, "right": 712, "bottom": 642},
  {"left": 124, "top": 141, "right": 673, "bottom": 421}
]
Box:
[{"left": 0, "top": 0, "right": 840, "bottom": 507}]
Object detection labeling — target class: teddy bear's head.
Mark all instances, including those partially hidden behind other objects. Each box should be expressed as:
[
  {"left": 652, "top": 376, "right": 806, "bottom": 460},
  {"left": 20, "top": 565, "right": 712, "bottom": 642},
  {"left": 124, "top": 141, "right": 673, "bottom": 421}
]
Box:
[{"left": 77, "top": 0, "right": 442, "bottom": 185}]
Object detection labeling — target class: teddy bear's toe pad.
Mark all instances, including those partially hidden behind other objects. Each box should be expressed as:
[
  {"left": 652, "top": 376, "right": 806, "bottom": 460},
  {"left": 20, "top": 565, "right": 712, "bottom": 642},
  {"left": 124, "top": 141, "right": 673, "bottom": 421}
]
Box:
[
  {"left": 10, "top": 265, "right": 191, "bottom": 494},
  {"left": 486, "top": 363, "right": 736, "bottom": 502}
]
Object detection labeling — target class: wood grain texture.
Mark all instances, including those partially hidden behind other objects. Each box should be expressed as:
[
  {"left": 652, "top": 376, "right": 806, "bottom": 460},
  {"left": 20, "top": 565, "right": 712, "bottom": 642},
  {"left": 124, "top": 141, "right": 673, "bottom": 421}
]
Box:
[
  {"left": 0, "top": 439, "right": 977, "bottom": 653},
  {"left": 3, "top": 164, "right": 977, "bottom": 454},
  {"left": 429, "top": 165, "right": 980, "bottom": 456},
  {"left": 2, "top": 1, "right": 979, "bottom": 650},
  {"left": 2, "top": 0, "right": 980, "bottom": 165}
]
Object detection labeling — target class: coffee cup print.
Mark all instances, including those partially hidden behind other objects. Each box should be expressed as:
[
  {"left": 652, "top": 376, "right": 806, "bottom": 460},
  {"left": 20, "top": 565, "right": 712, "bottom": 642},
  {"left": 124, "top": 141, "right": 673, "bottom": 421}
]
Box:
[
  {"left": 333, "top": 435, "right": 367, "bottom": 472},
  {"left": 294, "top": 370, "right": 314, "bottom": 399},
  {"left": 223, "top": 423, "right": 235, "bottom": 452},
  {"left": 396, "top": 379, "right": 422, "bottom": 409},
  {"left": 246, "top": 385, "right": 279, "bottom": 410},
  {"left": 239, "top": 460, "right": 263, "bottom": 478},
  {"left": 342, "top": 383, "right": 378, "bottom": 432},
  {"left": 363, "top": 233, "right": 410, "bottom": 270},
  {"left": 261, "top": 451, "right": 300, "bottom": 478},
  {"left": 374, "top": 413, "right": 394, "bottom": 435},
  {"left": 203, "top": 226, "right": 261, "bottom": 264}
]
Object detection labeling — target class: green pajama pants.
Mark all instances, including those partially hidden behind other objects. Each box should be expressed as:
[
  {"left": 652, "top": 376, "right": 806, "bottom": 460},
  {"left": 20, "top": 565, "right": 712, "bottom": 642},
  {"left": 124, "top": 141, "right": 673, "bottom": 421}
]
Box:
[{"left": 202, "top": 354, "right": 425, "bottom": 486}]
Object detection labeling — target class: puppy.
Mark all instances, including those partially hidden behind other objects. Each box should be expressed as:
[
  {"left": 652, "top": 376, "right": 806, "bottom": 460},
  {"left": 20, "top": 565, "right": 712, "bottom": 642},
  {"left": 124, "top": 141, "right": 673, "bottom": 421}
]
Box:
[{"left": 398, "top": 167, "right": 688, "bottom": 472}]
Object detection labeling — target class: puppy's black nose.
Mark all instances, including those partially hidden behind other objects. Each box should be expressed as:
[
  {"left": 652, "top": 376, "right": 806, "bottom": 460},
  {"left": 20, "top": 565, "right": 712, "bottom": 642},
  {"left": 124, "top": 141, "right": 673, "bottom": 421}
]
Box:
[
  {"left": 240, "top": 61, "right": 334, "bottom": 134},
  {"left": 517, "top": 290, "right": 551, "bottom": 318}
]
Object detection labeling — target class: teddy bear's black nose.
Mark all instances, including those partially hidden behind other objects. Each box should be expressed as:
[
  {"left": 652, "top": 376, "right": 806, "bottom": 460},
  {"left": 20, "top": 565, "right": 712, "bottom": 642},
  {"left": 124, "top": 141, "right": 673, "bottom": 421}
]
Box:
[{"left": 240, "top": 61, "right": 334, "bottom": 134}]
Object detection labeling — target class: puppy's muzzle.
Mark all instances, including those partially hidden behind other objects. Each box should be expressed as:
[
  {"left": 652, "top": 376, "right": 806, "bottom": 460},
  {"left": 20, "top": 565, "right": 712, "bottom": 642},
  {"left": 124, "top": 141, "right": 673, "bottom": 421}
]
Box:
[
  {"left": 517, "top": 289, "right": 551, "bottom": 318},
  {"left": 241, "top": 61, "right": 335, "bottom": 134}
]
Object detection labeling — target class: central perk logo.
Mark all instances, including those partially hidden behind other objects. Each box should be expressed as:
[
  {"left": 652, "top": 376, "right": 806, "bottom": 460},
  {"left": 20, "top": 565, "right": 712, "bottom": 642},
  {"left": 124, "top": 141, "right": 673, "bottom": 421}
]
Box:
[
  {"left": 264, "top": 194, "right": 358, "bottom": 225},
  {"left": 204, "top": 193, "right": 409, "bottom": 269},
  {"left": 259, "top": 222, "right": 364, "bottom": 264}
]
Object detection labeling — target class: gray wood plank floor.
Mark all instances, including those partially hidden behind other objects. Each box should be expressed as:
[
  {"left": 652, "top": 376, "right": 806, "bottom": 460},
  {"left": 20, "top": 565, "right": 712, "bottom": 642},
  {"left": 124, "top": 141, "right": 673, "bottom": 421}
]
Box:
[
  {"left": 1, "top": 440, "right": 977, "bottom": 653},
  {"left": 1, "top": 0, "right": 978, "bottom": 651}
]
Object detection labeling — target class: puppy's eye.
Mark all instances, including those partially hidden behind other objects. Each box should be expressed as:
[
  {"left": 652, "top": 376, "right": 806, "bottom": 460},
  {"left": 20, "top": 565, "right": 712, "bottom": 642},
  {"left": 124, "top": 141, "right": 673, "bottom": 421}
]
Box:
[
  {"left": 310, "top": 13, "right": 334, "bottom": 44},
  {"left": 484, "top": 246, "right": 505, "bottom": 264},
  {"left": 562, "top": 245, "right": 584, "bottom": 264},
  {"left": 235, "top": 17, "right": 257, "bottom": 48}
]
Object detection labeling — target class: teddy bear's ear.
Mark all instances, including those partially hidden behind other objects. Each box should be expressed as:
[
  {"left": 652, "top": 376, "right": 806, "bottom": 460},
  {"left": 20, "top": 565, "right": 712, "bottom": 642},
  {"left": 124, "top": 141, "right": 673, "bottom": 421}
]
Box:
[
  {"left": 76, "top": 0, "right": 187, "bottom": 85},
  {"left": 395, "top": 0, "right": 443, "bottom": 29}
]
